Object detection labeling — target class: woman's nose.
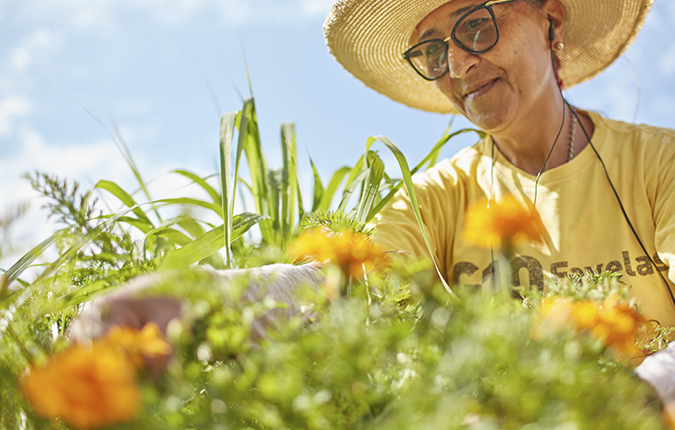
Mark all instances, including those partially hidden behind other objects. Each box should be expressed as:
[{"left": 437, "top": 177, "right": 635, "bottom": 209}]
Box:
[{"left": 446, "top": 43, "right": 480, "bottom": 78}]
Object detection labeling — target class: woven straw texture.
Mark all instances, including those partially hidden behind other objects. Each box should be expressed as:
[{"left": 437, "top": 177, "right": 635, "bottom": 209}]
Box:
[{"left": 324, "top": 0, "right": 654, "bottom": 114}]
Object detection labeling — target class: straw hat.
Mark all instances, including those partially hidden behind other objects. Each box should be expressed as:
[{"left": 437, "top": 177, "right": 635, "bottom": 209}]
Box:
[{"left": 323, "top": 0, "right": 654, "bottom": 114}]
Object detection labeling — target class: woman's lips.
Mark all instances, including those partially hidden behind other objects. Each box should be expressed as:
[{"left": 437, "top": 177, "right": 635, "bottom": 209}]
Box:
[{"left": 464, "top": 79, "right": 498, "bottom": 101}]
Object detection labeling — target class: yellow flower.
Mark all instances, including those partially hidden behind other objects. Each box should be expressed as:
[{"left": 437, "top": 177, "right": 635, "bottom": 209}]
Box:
[
  {"left": 535, "top": 296, "right": 645, "bottom": 356},
  {"left": 570, "top": 301, "right": 601, "bottom": 331},
  {"left": 463, "top": 196, "right": 544, "bottom": 250},
  {"left": 99, "top": 322, "right": 172, "bottom": 368},
  {"left": 592, "top": 296, "right": 645, "bottom": 356},
  {"left": 535, "top": 298, "right": 575, "bottom": 333},
  {"left": 290, "top": 229, "right": 387, "bottom": 277},
  {"left": 21, "top": 345, "right": 140, "bottom": 429}
]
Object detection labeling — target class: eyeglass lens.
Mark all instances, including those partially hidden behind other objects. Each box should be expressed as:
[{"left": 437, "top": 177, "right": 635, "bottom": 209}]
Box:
[
  {"left": 453, "top": 8, "right": 498, "bottom": 53},
  {"left": 407, "top": 41, "right": 449, "bottom": 80},
  {"left": 405, "top": 6, "right": 499, "bottom": 80}
]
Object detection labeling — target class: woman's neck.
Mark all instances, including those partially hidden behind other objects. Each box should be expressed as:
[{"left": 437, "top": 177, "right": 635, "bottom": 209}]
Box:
[{"left": 491, "top": 102, "right": 594, "bottom": 175}]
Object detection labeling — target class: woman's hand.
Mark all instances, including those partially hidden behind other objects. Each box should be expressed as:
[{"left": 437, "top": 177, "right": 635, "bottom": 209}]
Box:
[{"left": 69, "top": 273, "right": 182, "bottom": 343}]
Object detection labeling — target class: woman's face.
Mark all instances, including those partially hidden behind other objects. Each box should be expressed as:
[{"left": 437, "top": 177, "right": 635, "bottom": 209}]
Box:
[{"left": 415, "top": 0, "right": 563, "bottom": 133}]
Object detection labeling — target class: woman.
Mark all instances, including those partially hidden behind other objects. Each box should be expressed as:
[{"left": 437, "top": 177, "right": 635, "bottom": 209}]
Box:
[
  {"left": 324, "top": 0, "right": 675, "bottom": 328},
  {"left": 71, "top": 0, "right": 675, "bottom": 410}
]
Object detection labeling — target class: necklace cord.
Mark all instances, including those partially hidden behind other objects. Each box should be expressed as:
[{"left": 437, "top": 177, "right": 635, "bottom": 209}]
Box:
[
  {"left": 490, "top": 142, "right": 496, "bottom": 279},
  {"left": 568, "top": 107, "right": 675, "bottom": 309},
  {"left": 487, "top": 41, "right": 675, "bottom": 308},
  {"left": 531, "top": 49, "right": 568, "bottom": 212},
  {"left": 548, "top": 41, "right": 675, "bottom": 309},
  {"left": 544, "top": 41, "right": 675, "bottom": 306}
]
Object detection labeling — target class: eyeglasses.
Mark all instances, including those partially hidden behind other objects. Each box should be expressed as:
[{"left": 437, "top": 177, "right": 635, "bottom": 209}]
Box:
[{"left": 403, "top": 0, "right": 516, "bottom": 81}]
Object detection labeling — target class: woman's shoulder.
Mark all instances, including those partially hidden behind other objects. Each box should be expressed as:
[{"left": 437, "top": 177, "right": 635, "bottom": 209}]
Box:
[
  {"left": 588, "top": 112, "right": 675, "bottom": 181},
  {"left": 412, "top": 136, "right": 491, "bottom": 188},
  {"left": 590, "top": 111, "right": 675, "bottom": 145}
]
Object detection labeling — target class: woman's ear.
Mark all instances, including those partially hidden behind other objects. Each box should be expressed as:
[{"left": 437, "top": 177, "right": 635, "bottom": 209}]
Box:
[{"left": 542, "top": 0, "right": 565, "bottom": 44}]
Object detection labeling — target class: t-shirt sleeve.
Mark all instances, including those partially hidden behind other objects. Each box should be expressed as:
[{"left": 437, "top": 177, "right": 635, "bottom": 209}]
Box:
[{"left": 650, "top": 129, "right": 675, "bottom": 289}]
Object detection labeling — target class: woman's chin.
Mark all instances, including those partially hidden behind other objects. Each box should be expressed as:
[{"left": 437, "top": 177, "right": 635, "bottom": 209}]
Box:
[{"left": 466, "top": 111, "right": 512, "bottom": 135}]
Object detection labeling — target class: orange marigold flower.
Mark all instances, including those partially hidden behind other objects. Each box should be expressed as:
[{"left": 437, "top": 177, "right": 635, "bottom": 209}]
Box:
[
  {"left": 21, "top": 345, "right": 140, "bottom": 429},
  {"left": 570, "top": 301, "right": 601, "bottom": 331},
  {"left": 535, "top": 298, "right": 575, "bottom": 333},
  {"left": 593, "top": 296, "right": 645, "bottom": 356},
  {"left": 99, "top": 322, "right": 172, "bottom": 368},
  {"left": 290, "top": 229, "right": 387, "bottom": 277},
  {"left": 535, "top": 296, "right": 645, "bottom": 356},
  {"left": 463, "top": 196, "right": 544, "bottom": 250}
]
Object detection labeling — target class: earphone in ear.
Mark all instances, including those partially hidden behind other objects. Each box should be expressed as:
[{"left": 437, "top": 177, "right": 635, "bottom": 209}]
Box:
[{"left": 548, "top": 19, "right": 555, "bottom": 42}]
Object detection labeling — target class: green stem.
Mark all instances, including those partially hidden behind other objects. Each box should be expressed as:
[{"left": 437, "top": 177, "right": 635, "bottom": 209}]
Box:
[
  {"left": 6, "top": 324, "right": 34, "bottom": 367},
  {"left": 363, "top": 267, "right": 373, "bottom": 307},
  {"left": 0, "top": 274, "right": 8, "bottom": 300}
]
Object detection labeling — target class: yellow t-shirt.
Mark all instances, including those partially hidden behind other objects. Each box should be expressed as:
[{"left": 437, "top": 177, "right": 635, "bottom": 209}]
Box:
[{"left": 370, "top": 112, "right": 675, "bottom": 327}]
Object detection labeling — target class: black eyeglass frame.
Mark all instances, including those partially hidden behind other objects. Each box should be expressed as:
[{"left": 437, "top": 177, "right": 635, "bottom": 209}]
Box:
[{"left": 402, "top": 0, "right": 517, "bottom": 81}]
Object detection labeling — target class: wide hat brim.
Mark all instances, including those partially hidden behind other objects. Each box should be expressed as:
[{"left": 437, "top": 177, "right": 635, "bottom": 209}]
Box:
[{"left": 323, "top": 0, "right": 654, "bottom": 114}]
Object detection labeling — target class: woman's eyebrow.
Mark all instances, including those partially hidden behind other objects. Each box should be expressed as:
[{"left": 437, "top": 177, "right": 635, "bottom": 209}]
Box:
[
  {"left": 450, "top": 4, "right": 479, "bottom": 19},
  {"left": 419, "top": 28, "right": 439, "bottom": 41}
]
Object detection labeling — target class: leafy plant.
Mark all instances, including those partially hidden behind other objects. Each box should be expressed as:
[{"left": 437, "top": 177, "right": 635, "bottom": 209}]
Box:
[{"left": 0, "top": 90, "right": 667, "bottom": 429}]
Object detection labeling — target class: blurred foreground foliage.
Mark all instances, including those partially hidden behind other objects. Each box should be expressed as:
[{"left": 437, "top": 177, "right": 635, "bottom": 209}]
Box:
[{"left": 0, "top": 96, "right": 668, "bottom": 429}]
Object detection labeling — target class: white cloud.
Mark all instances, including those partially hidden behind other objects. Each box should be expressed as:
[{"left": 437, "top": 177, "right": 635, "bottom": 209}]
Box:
[
  {"left": 10, "top": 0, "right": 330, "bottom": 31},
  {"left": 0, "top": 124, "right": 132, "bottom": 266},
  {"left": 9, "top": 28, "right": 63, "bottom": 73},
  {"left": 0, "top": 125, "right": 128, "bottom": 216},
  {"left": 0, "top": 96, "right": 31, "bottom": 136},
  {"left": 140, "top": 0, "right": 332, "bottom": 26},
  {"left": 0, "top": 119, "right": 224, "bottom": 261},
  {"left": 301, "top": 0, "right": 332, "bottom": 16}
]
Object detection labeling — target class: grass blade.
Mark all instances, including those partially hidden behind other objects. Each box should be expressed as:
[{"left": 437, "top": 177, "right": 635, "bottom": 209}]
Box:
[
  {"left": 171, "top": 170, "right": 221, "bottom": 205},
  {"left": 281, "top": 123, "right": 298, "bottom": 242},
  {"left": 107, "top": 114, "right": 163, "bottom": 223},
  {"left": 145, "top": 227, "right": 194, "bottom": 247},
  {"left": 342, "top": 154, "right": 366, "bottom": 193},
  {"left": 296, "top": 179, "right": 305, "bottom": 228},
  {"left": 153, "top": 198, "right": 223, "bottom": 218},
  {"left": 96, "top": 180, "right": 153, "bottom": 231},
  {"left": 176, "top": 216, "right": 208, "bottom": 239},
  {"left": 356, "top": 151, "right": 385, "bottom": 223},
  {"left": 266, "top": 169, "right": 282, "bottom": 244},
  {"left": 3, "top": 205, "right": 144, "bottom": 309},
  {"left": 2, "top": 227, "right": 71, "bottom": 285},
  {"left": 316, "top": 166, "right": 351, "bottom": 212},
  {"left": 366, "top": 135, "right": 458, "bottom": 300},
  {"left": 158, "top": 212, "right": 267, "bottom": 271},
  {"left": 238, "top": 98, "right": 274, "bottom": 244},
  {"left": 308, "top": 155, "right": 325, "bottom": 212},
  {"left": 366, "top": 128, "right": 482, "bottom": 221},
  {"left": 100, "top": 215, "right": 155, "bottom": 234},
  {"left": 220, "top": 111, "right": 238, "bottom": 268},
  {"left": 74, "top": 101, "right": 161, "bottom": 221},
  {"left": 159, "top": 225, "right": 226, "bottom": 271},
  {"left": 337, "top": 169, "right": 368, "bottom": 213},
  {"left": 231, "top": 213, "right": 268, "bottom": 241}
]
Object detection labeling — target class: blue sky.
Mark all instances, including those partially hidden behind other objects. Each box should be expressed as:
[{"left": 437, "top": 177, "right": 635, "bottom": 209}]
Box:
[{"left": 1, "top": 0, "right": 675, "bottom": 259}]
